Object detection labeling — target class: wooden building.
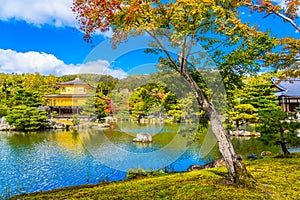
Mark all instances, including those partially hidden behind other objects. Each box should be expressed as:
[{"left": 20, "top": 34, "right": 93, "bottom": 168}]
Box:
[
  {"left": 272, "top": 78, "right": 300, "bottom": 113},
  {"left": 45, "top": 78, "right": 94, "bottom": 118}
]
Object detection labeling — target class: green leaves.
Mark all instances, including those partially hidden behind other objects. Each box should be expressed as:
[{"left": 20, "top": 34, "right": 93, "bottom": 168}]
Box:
[
  {"left": 3, "top": 85, "right": 47, "bottom": 131},
  {"left": 5, "top": 105, "right": 47, "bottom": 131},
  {"left": 9, "top": 88, "right": 43, "bottom": 107},
  {"left": 129, "top": 83, "right": 167, "bottom": 118},
  {"left": 226, "top": 73, "right": 281, "bottom": 129}
]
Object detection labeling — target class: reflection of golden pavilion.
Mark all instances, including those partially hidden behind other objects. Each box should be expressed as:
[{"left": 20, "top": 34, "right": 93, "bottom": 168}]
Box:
[
  {"left": 53, "top": 131, "right": 84, "bottom": 152},
  {"left": 45, "top": 78, "right": 94, "bottom": 118}
]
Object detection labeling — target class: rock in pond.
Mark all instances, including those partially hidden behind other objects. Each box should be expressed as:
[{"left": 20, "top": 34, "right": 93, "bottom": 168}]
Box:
[{"left": 133, "top": 133, "right": 152, "bottom": 143}]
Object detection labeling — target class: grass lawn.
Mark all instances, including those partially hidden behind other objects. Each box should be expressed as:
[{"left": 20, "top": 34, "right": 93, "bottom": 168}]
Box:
[{"left": 8, "top": 153, "right": 300, "bottom": 200}]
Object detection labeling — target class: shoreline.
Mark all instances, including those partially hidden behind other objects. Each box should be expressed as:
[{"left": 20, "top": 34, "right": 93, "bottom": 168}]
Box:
[{"left": 8, "top": 153, "right": 300, "bottom": 200}]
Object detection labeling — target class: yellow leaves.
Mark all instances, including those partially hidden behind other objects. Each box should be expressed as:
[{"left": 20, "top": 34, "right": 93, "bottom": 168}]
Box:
[
  {"left": 281, "top": 37, "right": 300, "bottom": 49},
  {"left": 234, "top": 104, "right": 257, "bottom": 113},
  {"left": 285, "top": 0, "right": 300, "bottom": 20}
]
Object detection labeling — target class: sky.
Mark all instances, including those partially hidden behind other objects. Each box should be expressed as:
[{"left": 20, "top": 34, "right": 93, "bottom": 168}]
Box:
[{"left": 0, "top": 0, "right": 298, "bottom": 79}]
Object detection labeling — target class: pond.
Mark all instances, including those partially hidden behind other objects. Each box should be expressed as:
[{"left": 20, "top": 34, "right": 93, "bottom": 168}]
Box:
[{"left": 0, "top": 121, "right": 284, "bottom": 199}]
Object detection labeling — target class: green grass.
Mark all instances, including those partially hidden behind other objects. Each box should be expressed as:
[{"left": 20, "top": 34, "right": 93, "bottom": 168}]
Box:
[{"left": 8, "top": 153, "right": 300, "bottom": 200}]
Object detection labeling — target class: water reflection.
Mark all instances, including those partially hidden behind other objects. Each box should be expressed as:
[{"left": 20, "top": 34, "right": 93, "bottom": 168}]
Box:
[
  {"left": 231, "top": 137, "right": 281, "bottom": 156},
  {"left": 0, "top": 122, "right": 286, "bottom": 199},
  {"left": 78, "top": 123, "right": 195, "bottom": 171}
]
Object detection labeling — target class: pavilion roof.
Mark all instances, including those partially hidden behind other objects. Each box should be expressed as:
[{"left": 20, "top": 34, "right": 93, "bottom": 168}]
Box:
[{"left": 272, "top": 78, "right": 300, "bottom": 97}]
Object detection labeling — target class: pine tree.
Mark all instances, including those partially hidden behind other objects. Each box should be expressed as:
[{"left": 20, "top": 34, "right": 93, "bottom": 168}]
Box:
[
  {"left": 258, "top": 108, "right": 300, "bottom": 155},
  {"left": 5, "top": 88, "right": 46, "bottom": 131}
]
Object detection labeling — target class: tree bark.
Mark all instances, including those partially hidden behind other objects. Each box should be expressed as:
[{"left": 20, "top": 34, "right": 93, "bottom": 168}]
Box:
[
  {"left": 279, "top": 131, "right": 290, "bottom": 155},
  {"left": 279, "top": 141, "right": 290, "bottom": 155},
  {"left": 235, "top": 120, "right": 239, "bottom": 130},
  {"left": 180, "top": 69, "right": 256, "bottom": 186}
]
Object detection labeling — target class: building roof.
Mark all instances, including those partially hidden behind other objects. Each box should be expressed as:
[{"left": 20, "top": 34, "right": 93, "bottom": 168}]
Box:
[
  {"left": 272, "top": 78, "right": 300, "bottom": 97},
  {"left": 57, "top": 78, "right": 95, "bottom": 88}
]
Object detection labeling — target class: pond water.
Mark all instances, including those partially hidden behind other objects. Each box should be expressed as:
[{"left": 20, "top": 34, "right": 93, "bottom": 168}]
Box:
[{"left": 0, "top": 122, "right": 285, "bottom": 199}]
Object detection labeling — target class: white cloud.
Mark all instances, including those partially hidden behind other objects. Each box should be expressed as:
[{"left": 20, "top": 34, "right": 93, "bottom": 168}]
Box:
[
  {"left": 0, "top": 49, "right": 128, "bottom": 79},
  {"left": 0, "top": 0, "right": 76, "bottom": 27},
  {"left": 0, "top": 0, "right": 113, "bottom": 38},
  {"left": 76, "top": 60, "right": 128, "bottom": 78}
]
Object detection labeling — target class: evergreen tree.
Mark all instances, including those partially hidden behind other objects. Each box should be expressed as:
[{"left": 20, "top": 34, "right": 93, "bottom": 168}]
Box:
[
  {"left": 5, "top": 88, "right": 46, "bottom": 131},
  {"left": 9, "top": 88, "right": 43, "bottom": 107},
  {"left": 239, "top": 74, "right": 279, "bottom": 115},
  {"left": 5, "top": 106, "right": 47, "bottom": 131},
  {"left": 226, "top": 74, "right": 280, "bottom": 130},
  {"left": 129, "top": 83, "right": 166, "bottom": 119},
  {"left": 227, "top": 104, "right": 259, "bottom": 130},
  {"left": 82, "top": 94, "right": 108, "bottom": 120},
  {"left": 258, "top": 108, "right": 300, "bottom": 155}
]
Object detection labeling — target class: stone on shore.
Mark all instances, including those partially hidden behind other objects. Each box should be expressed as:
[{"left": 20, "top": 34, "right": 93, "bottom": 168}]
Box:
[
  {"left": 229, "top": 130, "right": 261, "bottom": 137},
  {"left": 188, "top": 158, "right": 226, "bottom": 172}
]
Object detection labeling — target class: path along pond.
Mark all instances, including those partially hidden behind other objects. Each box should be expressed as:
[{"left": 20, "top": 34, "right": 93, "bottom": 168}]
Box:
[{"left": 0, "top": 122, "right": 290, "bottom": 199}]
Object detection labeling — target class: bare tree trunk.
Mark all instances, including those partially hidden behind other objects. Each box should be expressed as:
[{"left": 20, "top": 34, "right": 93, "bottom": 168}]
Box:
[{"left": 180, "top": 70, "right": 256, "bottom": 186}]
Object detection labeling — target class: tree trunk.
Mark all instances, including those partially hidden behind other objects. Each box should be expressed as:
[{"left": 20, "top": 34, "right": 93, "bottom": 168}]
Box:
[
  {"left": 279, "top": 141, "right": 290, "bottom": 155},
  {"left": 206, "top": 105, "right": 256, "bottom": 186},
  {"left": 279, "top": 131, "right": 290, "bottom": 155},
  {"left": 235, "top": 120, "right": 239, "bottom": 130},
  {"left": 180, "top": 70, "right": 256, "bottom": 187}
]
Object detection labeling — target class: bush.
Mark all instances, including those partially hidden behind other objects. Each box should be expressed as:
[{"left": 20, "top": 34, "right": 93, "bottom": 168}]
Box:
[{"left": 126, "top": 168, "right": 147, "bottom": 180}]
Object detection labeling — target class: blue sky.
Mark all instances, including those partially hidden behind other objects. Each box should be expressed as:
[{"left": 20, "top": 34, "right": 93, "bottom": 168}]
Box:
[{"left": 0, "top": 0, "right": 298, "bottom": 78}]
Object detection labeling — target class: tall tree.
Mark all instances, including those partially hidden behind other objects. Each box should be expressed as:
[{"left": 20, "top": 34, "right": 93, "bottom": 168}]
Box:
[
  {"left": 9, "top": 88, "right": 43, "bottom": 107},
  {"left": 73, "top": 0, "right": 276, "bottom": 185}
]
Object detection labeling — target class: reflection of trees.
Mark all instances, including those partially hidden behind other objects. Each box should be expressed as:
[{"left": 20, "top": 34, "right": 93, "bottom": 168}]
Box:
[
  {"left": 231, "top": 137, "right": 281, "bottom": 156},
  {"left": 6, "top": 130, "right": 86, "bottom": 156},
  {"left": 192, "top": 125, "right": 221, "bottom": 160},
  {"left": 112, "top": 122, "right": 191, "bottom": 149},
  {"left": 6, "top": 132, "right": 47, "bottom": 150}
]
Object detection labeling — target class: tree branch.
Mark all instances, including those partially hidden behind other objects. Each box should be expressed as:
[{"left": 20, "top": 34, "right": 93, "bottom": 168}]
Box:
[
  {"left": 271, "top": 10, "right": 300, "bottom": 32},
  {"left": 245, "top": 2, "right": 300, "bottom": 32},
  {"left": 145, "top": 30, "right": 179, "bottom": 70},
  {"left": 180, "top": 36, "right": 187, "bottom": 73},
  {"left": 186, "top": 34, "right": 195, "bottom": 62}
]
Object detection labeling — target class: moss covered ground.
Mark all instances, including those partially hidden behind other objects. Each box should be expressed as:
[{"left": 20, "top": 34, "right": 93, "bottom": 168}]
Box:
[{"left": 9, "top": 153, "right": 300, "bottom": 200}]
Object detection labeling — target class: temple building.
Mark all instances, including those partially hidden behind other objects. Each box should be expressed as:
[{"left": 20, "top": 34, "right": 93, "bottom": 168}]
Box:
[
  {"left": 45, "top": 78, "right": 95, "bottom": 118},
  {"left": 272, "top": 78, "right": 300, "bottom": 113}
]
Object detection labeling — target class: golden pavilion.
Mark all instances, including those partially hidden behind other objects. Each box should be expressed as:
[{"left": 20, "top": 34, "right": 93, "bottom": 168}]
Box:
[{"left": 45, "top": 78, "right": 94, "bottom": 118}]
